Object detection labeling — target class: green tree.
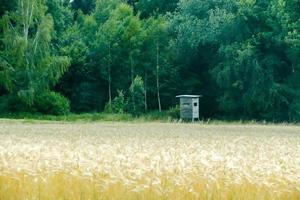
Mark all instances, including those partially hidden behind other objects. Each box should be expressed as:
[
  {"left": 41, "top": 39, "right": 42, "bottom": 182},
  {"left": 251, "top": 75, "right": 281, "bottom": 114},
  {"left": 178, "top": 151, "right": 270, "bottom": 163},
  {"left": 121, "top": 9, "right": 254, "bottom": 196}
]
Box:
[
  {"left": 136, "top": 0, "right": 178, "bottom": 18},
  {"left": 0, "top": 0, "right": 70, "bottom": 109},
  {"left": 56, "top": 12, "right": 105, "bottom": 112},
  {"left": 283, "top": 0, "right": 300, "bottom": 120},
  {"left": 0, "top": 0, "right": 16, "bottom": 16},
  {"left": 94, "top": 3, "right": 144, "bottom": 110},
  {"left": 71, "top": 0, "right": 96, "bottom": 14},
  {"left": 46, "top": 0, "right": 73, "bottom": 39},
  {"left": 143, "top": 16, "right": 170, "bottom": 112},
  {"left": 117, "top": 4, "right": 143, "bottom": 85},
  {"left": 93, "top": 2, "right": 126, "bottom": 105},
  {"left": 170, "top": 0, "right": 237, "bottom": 117},
  {"left": 104, "top": 90, "right": 125, "bottom": 114},
  {"left": 210, "top": 0, "right": 297, "bottom": 120},
  {"left": 94, "top": 0, "right": 121, "bottom": 23}
]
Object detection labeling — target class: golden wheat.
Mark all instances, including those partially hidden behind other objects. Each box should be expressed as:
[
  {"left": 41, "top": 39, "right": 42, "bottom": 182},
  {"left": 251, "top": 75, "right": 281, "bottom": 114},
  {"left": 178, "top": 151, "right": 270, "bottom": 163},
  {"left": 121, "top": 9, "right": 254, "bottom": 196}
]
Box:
[{"left": 0, "top": 120, "right": 299, "bottom": 200}]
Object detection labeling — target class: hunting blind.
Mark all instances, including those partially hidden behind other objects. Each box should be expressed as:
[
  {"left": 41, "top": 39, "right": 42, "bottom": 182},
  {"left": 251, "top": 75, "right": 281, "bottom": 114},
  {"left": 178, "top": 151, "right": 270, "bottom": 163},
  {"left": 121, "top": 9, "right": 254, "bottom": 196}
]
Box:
[{"left": 176, "top": 95, "right": 202, "bottom": 121}]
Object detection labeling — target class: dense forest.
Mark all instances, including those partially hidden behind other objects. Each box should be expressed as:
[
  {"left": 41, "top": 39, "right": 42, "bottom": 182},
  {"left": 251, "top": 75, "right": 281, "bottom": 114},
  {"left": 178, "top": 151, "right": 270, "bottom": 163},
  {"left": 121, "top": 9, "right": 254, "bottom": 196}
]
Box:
[{"left": 0, "top": 0, "right": 300, "bottom": 121}]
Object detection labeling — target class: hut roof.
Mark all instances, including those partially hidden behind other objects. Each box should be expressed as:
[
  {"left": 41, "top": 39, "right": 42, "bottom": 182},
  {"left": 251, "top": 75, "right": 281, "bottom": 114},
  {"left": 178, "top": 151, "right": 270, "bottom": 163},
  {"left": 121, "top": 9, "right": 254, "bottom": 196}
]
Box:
[{"left": 176, "top": 95, "right": 202, "bottom": 98}]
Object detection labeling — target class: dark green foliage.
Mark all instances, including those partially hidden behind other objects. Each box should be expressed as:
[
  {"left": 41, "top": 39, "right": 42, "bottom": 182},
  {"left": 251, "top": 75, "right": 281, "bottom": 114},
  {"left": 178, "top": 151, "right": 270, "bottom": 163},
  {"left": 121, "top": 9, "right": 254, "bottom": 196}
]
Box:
[
  {"left": 0, "top": 91, "right": 70, "bottom": 116},
  {"left": 71, "top": 0, "right": 96, "bottom": 14},
  {"left": 0, "top": 0, "right": 16, "bottom": 16},
  {"left": 35, "top": 91, "right": 70, "bottom": 115},
  {"left": 104, "top": 90, "right": 126, "bottom": 114},
  {"left": 207, "top": 0, "right": 298, "bottom": 121},
  {"left": 1, "top": 0, "right": 300, "bottom": 122},
  {"left": 0, "top": 95, "right": 34, "bottom": 113},
  {"left": 46, "top": 0, "right": 73, "bottom": 37},
  {"left": 169, "top": 0, "right": 300, "bottom": 121},
  {"left": 136, "top": 0, "right": 178, "bottom": 18}
]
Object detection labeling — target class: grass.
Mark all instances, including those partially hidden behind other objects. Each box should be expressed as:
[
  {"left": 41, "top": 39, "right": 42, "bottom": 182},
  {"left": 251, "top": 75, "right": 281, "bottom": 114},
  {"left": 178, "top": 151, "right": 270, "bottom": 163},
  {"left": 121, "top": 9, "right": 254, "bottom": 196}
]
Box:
[
  {"left": 0, "top": 111, "right": 174, "bottom": 123},
  {"left": 0, "top": 112, "right": 296, "bottom": 125},
  {"left": 0, "top": 120, "right": 300, "bottom": 200},
  {"left": 0, "top": 112, "right": 135, "bottom": 122}
]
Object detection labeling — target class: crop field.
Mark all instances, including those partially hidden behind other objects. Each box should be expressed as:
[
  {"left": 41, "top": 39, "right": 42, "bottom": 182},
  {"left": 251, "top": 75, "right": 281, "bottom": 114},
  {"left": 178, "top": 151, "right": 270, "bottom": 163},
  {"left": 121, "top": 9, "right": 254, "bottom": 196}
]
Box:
[{"left": 0, "top": 120, "right": 300, "bottom": 200}]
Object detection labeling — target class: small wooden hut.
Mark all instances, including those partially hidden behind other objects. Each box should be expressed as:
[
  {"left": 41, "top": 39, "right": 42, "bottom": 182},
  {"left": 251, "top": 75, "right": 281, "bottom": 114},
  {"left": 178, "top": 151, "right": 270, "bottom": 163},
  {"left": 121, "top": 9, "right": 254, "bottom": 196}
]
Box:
[{"left": 176, "top": 95, "right": 202, "bottom": 121}]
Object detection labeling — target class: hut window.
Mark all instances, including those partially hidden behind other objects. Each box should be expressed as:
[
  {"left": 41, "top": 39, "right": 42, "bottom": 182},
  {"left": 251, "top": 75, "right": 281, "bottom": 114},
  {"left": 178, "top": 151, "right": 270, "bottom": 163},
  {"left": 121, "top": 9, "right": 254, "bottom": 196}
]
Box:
[{"left": 194, "top": 102, "right": 197, "bottom": 107}]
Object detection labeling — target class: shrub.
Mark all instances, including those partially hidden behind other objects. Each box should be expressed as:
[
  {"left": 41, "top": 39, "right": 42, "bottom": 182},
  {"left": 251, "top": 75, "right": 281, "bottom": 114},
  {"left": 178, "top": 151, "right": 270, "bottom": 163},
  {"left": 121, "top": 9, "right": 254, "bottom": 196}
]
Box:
[
  {"left": 167, "top": 105, "right": 180, "bottom": 119},
  {"left": 0, "top": 95, "right": 35, "bottom": 113},
  {"left": 0, "top": 95, "right": 11, "bottom": 113},
  {"left": 127, "top": 76, "right": 145, "bottom": 116},
  {"left": 34, "top": 91, "right": 70, "bottom": 115},
  {"left": 104, "top": 90, "right": 126, "bottom": 114}
]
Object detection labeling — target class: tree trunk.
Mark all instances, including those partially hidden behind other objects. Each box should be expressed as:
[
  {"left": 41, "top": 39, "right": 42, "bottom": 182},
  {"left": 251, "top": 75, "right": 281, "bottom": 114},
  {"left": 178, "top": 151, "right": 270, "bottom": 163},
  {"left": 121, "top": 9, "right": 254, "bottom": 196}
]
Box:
[
  {"left": 22, "top": 0, "right": 35, "bottom": 105},
  {"left": 108, "top": 42, "right": 112, "bottom": 105},
  {"left": 130, "top": 53, "right": 136, "bottom": 111},
  {"left": 156, "top": 42, "right": 161, "bottom": 112},
  {"left": 144, "top": 70, "right": 148, "bottom": 111}
]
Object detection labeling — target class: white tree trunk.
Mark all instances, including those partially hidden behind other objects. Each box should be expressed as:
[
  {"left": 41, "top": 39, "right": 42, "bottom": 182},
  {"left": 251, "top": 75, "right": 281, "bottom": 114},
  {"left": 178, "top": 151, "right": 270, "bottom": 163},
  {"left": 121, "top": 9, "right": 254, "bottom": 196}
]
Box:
[
  {"left": 130, "top": 54, "right": 136, "bottom": 111},
  {"left": 156, "top": 42, "right": 161, "bottom": 112},
  {"left": 108, "top": 42, "right": 112, "bottom": 105},
  {"left": 144, "top": 70, "right": 148, "bottom": 111}
]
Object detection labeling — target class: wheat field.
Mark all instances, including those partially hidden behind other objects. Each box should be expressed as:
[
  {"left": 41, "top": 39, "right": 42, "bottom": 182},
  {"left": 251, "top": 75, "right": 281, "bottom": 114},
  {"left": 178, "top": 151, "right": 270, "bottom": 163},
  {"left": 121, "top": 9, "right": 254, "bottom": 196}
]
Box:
[{"left": 0, "top": 120, "right": 299, "bottom": 200}]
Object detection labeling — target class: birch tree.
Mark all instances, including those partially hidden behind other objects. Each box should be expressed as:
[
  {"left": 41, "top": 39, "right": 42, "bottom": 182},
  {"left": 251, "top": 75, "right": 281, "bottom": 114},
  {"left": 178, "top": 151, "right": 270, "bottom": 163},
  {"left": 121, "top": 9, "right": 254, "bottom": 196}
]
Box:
[
  {"left": 145, "top": 16, "right": 168, "bottom": 112},
  {"left": 95, "top": 14, "right": 120, "bottom": 105},
  {"left": 0, "top": 0, "right": 70, "bottom": 105}
]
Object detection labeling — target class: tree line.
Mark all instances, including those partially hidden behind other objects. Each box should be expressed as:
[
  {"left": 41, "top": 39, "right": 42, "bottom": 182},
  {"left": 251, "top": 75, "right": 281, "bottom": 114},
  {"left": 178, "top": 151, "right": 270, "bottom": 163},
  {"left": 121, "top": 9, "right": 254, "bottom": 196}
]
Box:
[{"left": 0, "top": 0, "right": 299, "bottom": 121}]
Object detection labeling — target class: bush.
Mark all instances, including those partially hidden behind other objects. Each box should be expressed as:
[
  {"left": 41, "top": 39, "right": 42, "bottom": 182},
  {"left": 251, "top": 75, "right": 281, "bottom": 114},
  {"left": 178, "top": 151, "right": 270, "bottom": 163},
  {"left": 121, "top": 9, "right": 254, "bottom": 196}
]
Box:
[
  {"left": 104, "top": 90, "right": 126, "bottom": 114},
  {"left": 167, "top": 105, "right": 180, "bottom": 119},
  {"left": 0, "top": 95, "right": 11, "bottom": 113},
  {"left": 127, "top": 76, "right": 145, "bottom": 116},
  {"left": 34, "top": 91, "right": 70, "bottom": 115},
  {"left": 0, "top": 95, "right": 35, "bottom": 113}
]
